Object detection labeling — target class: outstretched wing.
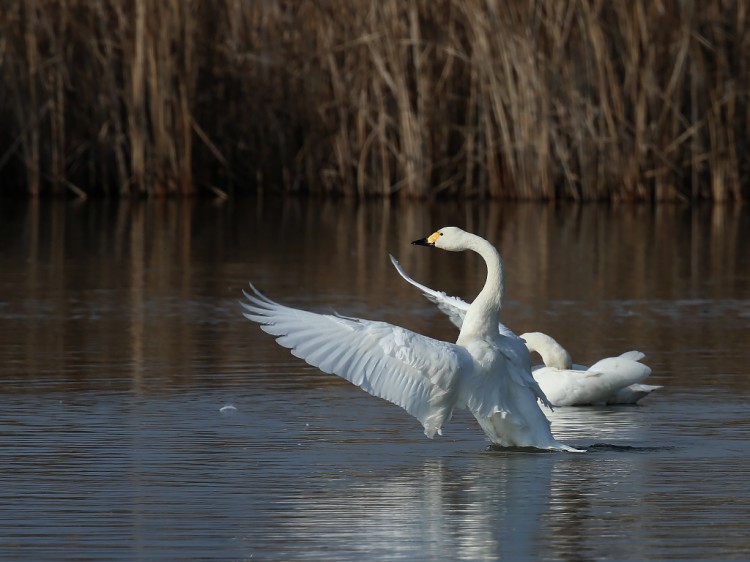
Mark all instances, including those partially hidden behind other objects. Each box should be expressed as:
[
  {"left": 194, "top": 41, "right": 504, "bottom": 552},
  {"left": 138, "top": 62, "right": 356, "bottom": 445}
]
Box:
[
  {"left": 389, "top": 255, "right": 469, "bottom": 330},
  {"left": 389, "top": 255, "right": 520, "bottom": 340},
  {"left": 241, "top": 285, "right": 472, "bottom": 437}
]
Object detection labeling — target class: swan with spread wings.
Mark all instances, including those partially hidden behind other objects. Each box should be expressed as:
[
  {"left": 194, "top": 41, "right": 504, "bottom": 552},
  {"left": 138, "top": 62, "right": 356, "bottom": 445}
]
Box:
[{"left": 242, "top": 227, "right": 578, "bottom": 451}]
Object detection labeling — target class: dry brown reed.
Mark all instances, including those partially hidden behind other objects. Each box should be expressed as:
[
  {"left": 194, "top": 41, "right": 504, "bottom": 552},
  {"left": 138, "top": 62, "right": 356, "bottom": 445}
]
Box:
[{"left": 0, "top": 0, "right": 748, "bottom": 201}]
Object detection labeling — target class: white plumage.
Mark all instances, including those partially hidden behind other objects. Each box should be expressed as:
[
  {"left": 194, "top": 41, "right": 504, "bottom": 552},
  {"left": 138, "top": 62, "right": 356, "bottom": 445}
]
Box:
[
  {"left": 522, "top": 332, "right": 659, "bottom": 406},
  {"left": 389, "top": 255, "right": 660, "bottom": 407},
  {"left": 242, "top": 227, "right": 578, "bottom": 451}
]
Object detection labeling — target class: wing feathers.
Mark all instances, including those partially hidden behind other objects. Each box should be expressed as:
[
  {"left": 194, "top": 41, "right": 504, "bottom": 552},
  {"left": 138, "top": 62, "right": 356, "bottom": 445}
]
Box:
[
  {"left": 617, "top": 350, "right": 646, "bottom": 362},
  {"left": 241, "top": 287, "right": 467, "bottom": 437},
  {"left": 389, "top": 255, "right": 470, "bottom": 330}
]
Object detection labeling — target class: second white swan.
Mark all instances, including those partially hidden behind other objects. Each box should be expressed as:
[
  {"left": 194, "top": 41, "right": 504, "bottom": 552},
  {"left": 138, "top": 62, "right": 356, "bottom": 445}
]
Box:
[{"left": 521, "top": 331, "right": 658, "bottom": 406}]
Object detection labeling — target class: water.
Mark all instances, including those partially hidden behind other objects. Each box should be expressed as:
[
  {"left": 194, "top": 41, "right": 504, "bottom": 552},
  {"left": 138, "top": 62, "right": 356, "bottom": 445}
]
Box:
[{"left": 1, "top": 198, "right": 749, "bottom": 560}]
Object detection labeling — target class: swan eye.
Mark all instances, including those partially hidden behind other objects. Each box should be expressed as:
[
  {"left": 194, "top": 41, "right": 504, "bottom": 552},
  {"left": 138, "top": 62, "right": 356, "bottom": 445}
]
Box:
[{"left": 427, "top": 231, "right": 442, "bottom": 244}]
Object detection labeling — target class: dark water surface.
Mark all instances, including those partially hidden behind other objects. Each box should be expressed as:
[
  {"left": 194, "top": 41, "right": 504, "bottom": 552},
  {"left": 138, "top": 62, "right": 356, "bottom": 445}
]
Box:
[{"left": 1, "top": 198, "right": 749, "bottom": 561}]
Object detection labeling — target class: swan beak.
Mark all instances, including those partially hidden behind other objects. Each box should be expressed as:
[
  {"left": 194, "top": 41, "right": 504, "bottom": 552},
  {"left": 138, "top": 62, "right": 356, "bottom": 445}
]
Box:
[{"left": 412, "top": 231, "right": 441, "bottom": 246}]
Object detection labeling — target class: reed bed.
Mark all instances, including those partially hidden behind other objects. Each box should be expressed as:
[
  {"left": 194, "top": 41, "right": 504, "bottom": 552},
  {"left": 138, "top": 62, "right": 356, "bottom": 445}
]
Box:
[{"left": 0, "top": 0, "right": 747, "bottom": 201}]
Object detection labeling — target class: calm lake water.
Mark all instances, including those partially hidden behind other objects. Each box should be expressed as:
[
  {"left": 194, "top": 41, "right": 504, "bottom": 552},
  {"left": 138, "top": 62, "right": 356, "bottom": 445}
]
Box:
[{"left": 1, "top": 198, "right": 749, "bottom": 561}]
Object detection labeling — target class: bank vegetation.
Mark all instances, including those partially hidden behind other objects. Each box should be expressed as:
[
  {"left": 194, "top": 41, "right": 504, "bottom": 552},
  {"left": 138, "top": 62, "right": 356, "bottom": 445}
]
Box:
[{"left": 0, "top": 0, "right": 747, "bottom": 201}]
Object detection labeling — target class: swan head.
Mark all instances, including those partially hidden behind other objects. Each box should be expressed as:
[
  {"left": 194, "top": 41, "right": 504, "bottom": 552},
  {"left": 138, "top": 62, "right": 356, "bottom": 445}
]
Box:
[
  {"left": 521, "top": 332, "right": 573, "bottom": 369},
  {"left": 412, "top": 227, "right": 471, "bottom": 252}
]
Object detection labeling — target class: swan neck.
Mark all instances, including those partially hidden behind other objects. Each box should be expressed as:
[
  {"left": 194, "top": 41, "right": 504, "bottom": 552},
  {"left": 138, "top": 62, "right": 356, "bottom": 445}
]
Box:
[
  {"left": 522, "top": 332, "right": 572, "bottom": 369},
  {"left": 458, "top": 236, "right": 504, "bottom": 340}
]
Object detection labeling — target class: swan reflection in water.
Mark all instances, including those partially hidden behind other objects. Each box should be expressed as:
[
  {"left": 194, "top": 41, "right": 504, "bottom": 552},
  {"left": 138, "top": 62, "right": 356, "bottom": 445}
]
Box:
[
  {"left": 256, "top": 432, "right": 652, "bottom": 561},
  {"left": 262, "top": 454, "right": 554, "bottom": 560},
  {"left": 545, "top": 402, "right": 653, "bottom": 446}
]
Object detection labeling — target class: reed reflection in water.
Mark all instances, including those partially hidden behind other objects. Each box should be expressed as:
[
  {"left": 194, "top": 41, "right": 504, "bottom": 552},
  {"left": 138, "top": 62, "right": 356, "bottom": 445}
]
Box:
[{"left": 0, "top": 198, "right": 749, "bottom": 560}]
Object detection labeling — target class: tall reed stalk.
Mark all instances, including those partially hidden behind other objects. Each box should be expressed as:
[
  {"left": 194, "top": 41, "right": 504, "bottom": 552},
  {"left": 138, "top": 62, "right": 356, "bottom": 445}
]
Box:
[{"left": 0, "top": 0, "right": 747, "bottom": 201}]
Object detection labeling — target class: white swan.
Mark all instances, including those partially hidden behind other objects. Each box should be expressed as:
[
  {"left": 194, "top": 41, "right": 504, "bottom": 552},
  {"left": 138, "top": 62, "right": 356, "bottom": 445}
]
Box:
[
  {"left": 521, "top": 332, "right": 659, "bottom": 406},
  {"left": 389, "top": 256, "right": 660, "bottom": 407},
  {"left": 242, "top": 227, "right": 579, "bottom": 451}
]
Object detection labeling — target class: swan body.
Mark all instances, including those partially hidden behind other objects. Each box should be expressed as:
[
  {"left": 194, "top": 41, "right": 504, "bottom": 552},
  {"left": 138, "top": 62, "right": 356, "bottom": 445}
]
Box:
[
  {"left": 389, "top": 256, "right": 659, "bottom": 407},
  {"left": 522, "top": 332, "right": 657, "bottom": 406},
  {"left": 242, "top": 227, "right": 578, "bottom": 451}
]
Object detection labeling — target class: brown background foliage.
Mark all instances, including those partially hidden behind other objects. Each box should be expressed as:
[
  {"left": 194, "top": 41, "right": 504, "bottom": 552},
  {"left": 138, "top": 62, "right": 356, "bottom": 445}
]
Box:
[{"left": 1, "top": 1, "right": 748, "bottom": 201}]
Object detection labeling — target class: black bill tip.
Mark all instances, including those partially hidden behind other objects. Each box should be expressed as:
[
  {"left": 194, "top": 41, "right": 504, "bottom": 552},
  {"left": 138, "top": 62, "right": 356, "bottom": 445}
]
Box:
[{"left": 411, "top": 238, "right": 431, "bottom": 246}]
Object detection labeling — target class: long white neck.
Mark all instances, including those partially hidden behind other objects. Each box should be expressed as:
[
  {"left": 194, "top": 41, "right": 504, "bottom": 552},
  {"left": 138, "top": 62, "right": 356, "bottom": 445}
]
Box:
[
  {"left": 457, "top": 235, "right": 505, "bottom": 343},
  {"left": 521, "top": 332, "right": 572, "bottom": 369}
]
